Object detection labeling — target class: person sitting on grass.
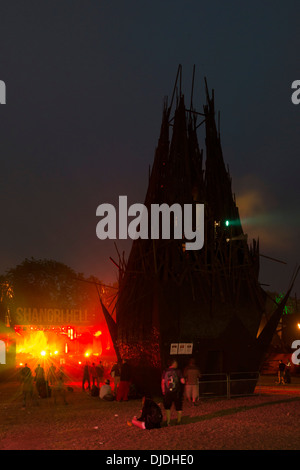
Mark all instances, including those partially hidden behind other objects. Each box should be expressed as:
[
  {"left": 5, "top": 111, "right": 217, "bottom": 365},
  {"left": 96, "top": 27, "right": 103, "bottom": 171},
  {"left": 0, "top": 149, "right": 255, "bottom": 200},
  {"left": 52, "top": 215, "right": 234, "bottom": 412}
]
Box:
[
  {"left": 130, "top": 396, "right": 162, "bottom": 430},
  {"left": 100, "top": 379, "right": 114, "bottom": 401}
]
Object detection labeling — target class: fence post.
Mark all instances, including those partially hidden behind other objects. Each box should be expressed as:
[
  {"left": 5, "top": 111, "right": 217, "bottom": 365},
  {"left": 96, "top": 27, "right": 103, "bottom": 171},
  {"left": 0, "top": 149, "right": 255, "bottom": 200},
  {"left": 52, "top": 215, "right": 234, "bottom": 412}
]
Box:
[{"left": 226, "top": 373, "right": 231, "bottom": 399}]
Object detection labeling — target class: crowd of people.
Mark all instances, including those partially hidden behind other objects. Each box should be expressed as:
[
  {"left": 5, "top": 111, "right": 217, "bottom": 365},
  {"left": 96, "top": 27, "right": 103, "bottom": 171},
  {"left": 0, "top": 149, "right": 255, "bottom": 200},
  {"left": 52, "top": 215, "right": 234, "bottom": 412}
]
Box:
[
  {"left": 16, "top": 355, "right": 299, "bottom": 430},
  {"left": 19, "top": 362, "right": 68, "bottom": 408},
  {"left": 18, "top": 356, "right": 203, "bottom": 428},
  {"left": 82, "top": 358, "right": 132, "bottom": 402},
  {"left": 128, "top": 358, "right": 201, "bottom": 429}
]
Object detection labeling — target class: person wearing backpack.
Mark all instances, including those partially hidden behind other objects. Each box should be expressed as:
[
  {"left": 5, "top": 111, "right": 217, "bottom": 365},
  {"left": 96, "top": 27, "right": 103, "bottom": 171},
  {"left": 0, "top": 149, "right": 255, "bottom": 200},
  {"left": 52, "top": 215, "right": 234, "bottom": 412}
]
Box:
[{"left": 161, "top": 359, "right": 185, "bottom": 426}]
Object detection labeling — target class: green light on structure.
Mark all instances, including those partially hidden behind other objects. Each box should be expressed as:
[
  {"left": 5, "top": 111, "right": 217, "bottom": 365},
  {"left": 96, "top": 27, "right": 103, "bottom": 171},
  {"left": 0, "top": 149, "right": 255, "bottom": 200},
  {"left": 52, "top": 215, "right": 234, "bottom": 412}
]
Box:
[
  {"left": 225, "top": 220, "right": 230, "bottom": 227},
  {"left": 275, "top": 293, "right": 293, "bottom": 315}
]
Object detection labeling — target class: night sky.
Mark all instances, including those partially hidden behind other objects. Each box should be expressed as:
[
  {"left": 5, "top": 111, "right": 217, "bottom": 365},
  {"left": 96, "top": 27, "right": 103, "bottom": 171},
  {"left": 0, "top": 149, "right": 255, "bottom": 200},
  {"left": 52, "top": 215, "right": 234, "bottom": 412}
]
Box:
[{"left": 0, "top": 1, "right": 299, "bottom": 296}]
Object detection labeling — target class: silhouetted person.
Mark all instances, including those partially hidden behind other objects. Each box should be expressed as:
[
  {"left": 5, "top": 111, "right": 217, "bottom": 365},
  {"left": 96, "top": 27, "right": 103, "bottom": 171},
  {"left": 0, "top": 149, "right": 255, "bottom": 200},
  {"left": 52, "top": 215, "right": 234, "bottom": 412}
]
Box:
[
  {"left": 34, "top": 364, "right": 46, "bottom": 397},
  {"left": 20, "top": 363, "right": 34, "bottom": 408},
  {"left": 110, "top": 361, "right": 121, "bottom": 396},
  {"left": 116, "top": 359, "right": 131, "bottom": 402},
  {"left": 285, "top": 361, "right": 291, "bottom": 384},
  {"left": 277, "top": 360, "right": 286, "bottom": 385},
  {"left": 82, "top": 361, "right": 91, "bottom": 391},
  {"left": 53, "top": 373, "right": 68, "bottom": 405},
  {"left": 184, "top": 358, "right": 201, "bottom": 405},
  {"left": 90, "top": 363, "right": 98, "bottom": 387},
  {"left": 47, "top": 364, "right": 57, "bottom": 385},
  {"left": 96, "top": 360, "right": 105, "bottom": 386}
]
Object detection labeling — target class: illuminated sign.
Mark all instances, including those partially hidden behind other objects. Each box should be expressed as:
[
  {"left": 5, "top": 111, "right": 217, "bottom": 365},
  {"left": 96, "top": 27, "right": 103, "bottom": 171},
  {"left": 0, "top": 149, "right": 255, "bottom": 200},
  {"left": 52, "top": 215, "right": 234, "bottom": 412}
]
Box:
[{"left": 15, "top": 307, "right": 90, "bottom": 325}]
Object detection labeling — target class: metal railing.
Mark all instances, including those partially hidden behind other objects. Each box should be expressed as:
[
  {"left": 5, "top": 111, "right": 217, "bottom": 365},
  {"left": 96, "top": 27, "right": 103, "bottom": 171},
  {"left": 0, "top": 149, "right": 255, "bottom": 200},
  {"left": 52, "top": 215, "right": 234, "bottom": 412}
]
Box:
[{"left": 196, "top": 371, "right": 260, "bottom": 399}]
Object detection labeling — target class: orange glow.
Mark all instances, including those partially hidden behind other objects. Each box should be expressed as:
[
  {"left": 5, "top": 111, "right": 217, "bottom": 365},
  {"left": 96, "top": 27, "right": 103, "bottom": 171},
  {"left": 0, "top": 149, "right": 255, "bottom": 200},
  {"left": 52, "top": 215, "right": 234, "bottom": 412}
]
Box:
[
  {"left": 13, "top": 318, "right": 116, "bottom": 374},
  {"left": 16, "top": 329, "right": 61, "bottom": 357}
]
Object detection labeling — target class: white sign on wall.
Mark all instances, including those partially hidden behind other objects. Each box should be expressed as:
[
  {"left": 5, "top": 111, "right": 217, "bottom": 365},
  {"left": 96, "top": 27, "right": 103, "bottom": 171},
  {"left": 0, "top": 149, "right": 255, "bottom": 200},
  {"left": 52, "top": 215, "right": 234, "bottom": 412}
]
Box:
[
  {"left": 170, "top": 343, "right": 178, "bottom": 355},
  {"left": 170, "top": 343, "right": 193, "bottom": 355}
]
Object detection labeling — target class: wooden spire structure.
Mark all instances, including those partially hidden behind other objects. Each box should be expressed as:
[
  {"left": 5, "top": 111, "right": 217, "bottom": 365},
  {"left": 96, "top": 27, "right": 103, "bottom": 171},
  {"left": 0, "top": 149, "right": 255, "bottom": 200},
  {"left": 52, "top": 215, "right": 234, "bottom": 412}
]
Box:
[{"left": 107, "top": 66, "right": 296, "bottom": 394}]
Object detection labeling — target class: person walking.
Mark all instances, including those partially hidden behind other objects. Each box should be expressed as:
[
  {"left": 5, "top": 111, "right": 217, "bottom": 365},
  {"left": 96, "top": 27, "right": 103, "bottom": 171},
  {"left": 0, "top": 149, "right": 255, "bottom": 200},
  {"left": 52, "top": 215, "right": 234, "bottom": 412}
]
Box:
[
  {"left": 53, "top": 373, "right": 68, "bottom": 405},
  {"left": 82, "top": 361, "right": 91, "bottom": 391},
  {"left": 20, "top": 363, "right": 34, "bottom": 408},
  {"left": 284, "top": 361, "right": 291, "bottom": 384},
  {"left": 34, "top": 364, "right": 46, "bottom": 397},
  {"left": 277, "top": 360, "right": 286, "bottom": 385},
  {"left": 161, "top": 359, "right": 185, "bottom": 426},
  {"left": 90, "top": 363, "right": 98, "bottom": 387},
  {"left": 183, "top": 358, "right": 201, "bottom": 405},
  {"left": 20, "top": 363, "right": 31, "bottom": 383},
  {"left": 47, "top": 363, "right": 57, "bottom": 386},
  {"left": 96, "top": 360, "right": 105, "bottom": 387},
  {"left": 110, "top": 361, "right": 121, "bottom": 397},
  {"left": 116, "top": 359, "right": 131, "bottom": 402}
]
